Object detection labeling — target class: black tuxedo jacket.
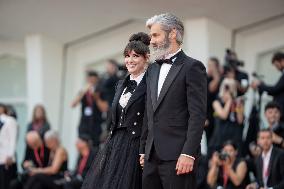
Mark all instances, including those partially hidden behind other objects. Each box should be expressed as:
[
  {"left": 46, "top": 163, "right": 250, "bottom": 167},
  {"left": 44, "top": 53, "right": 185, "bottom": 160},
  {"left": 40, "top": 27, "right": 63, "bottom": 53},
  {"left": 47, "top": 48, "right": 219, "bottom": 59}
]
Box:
[
  {"left": 108, "top": 75, "right": 146, "bottom": 139},
  {"left": 259, "top": 73, "right": 284, "bottom": 118},
  {"left": 255, "top": 147, "right": 284, "bottom": 189},
  {"left": 140, "top": 50, "right": 207, "bottom": 161}
]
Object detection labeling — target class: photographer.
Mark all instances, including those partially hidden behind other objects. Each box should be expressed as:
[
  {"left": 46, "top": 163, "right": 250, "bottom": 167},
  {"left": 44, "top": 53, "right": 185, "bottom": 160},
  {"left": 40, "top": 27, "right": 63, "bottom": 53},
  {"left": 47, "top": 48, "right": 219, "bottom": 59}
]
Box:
[
  {"left": 209, "top": 78, "right": 244, "bottom": 154},
  {"left": 251, "top": 52, "right": 284, "bottom": 121},
  {"left": 224, "top": 49, "right": 249, "bottom": 96},
  {"left": 71, "top": 70, "right": 108, "bottom": 148},
  {"left": 207, "top": 140, "right": 248, "bottom": 189},
  {"left": 206, "top": 57, "right": 222, "bottom": 144}
]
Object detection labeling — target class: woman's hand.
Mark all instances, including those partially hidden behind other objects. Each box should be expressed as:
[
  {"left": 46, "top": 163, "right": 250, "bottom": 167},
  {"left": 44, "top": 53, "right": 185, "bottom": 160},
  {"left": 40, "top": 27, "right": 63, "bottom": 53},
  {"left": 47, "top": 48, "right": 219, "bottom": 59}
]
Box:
[
  {"left": 140, "top": 154, "right": 145, "bottom": 169},
  {"left": 223, "top": 157, "right": 233, "bottom": 173},
  {"left": 211, "top": 152, "right": 221, "bottom": 166}
]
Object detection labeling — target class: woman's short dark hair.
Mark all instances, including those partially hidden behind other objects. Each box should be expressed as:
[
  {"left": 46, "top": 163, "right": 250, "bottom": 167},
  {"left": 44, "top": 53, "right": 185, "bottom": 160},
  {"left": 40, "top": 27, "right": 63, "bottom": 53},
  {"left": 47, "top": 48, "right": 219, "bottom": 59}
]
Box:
[
  {"left": 223, "top": 140, "right": 238, "bottom": 150},
  {"left": 272, "top": 52, "right": 284, "bottom": 63},
  {"left": 124, "top": 32, "right": 150, "bottom": 58}
]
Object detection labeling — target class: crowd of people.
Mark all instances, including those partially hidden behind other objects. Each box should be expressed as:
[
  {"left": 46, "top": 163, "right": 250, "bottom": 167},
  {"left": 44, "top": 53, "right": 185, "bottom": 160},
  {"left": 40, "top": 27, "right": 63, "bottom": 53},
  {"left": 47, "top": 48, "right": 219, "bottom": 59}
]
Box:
[
  {"left": 0, "top": 60, "right": 124, "bottom": 189},
  {"left": 1, "top": 13, "right": 284, "bottom": 189},
  {"left": 199, "top": 51, "right": 284, "bottom": 189}
]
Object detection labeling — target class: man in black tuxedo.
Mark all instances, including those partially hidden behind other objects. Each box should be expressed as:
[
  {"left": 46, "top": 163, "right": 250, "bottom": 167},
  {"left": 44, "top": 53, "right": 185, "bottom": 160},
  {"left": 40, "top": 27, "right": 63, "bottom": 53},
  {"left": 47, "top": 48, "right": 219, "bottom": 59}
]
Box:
[
  {"left": 246, "top": 129, "right": 284, "bottom": 189},
  {"left": 139, "top": 13, "right": 207, "bottom": 189},
  {"left": 252, "top": 52, "right": 284, "bottom": 121}
]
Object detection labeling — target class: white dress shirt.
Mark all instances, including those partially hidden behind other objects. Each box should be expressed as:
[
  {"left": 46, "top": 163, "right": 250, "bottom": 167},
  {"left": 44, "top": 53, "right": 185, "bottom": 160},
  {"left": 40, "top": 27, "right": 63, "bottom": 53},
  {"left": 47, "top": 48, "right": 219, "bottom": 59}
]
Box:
[
  {"left": 157, "top": 48, "right": 181, "bottom": 97},
  {"left": 261, "top": 146, "right": 273, "bottom": 188},
  {"left": 0, "top": 114, "right": 18, "bottom": 164},
  {"left": 119, "top": 72, "right": 145, "bottom": 108}
]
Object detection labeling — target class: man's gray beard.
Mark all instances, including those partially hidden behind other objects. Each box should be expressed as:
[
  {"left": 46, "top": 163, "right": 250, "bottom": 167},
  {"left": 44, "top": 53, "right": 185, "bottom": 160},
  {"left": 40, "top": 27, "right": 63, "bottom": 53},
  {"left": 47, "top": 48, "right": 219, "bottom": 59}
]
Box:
[
  {"left": 151, "top": 39, "right": 171, "bottom": 60},
  {"left": 151, "top": 47, "right": 171, "bottom": 60}
]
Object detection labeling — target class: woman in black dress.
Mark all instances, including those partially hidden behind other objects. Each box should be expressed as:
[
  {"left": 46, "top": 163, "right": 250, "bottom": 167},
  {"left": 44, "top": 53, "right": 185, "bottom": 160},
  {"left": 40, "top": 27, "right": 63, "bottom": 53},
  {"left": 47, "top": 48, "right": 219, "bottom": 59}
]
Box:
[
  {"left": 209, "top": 78, "right": 245, "bottom": 152},
  {"left": 81, "top": 32, "right": 150, "bottom": 189}
]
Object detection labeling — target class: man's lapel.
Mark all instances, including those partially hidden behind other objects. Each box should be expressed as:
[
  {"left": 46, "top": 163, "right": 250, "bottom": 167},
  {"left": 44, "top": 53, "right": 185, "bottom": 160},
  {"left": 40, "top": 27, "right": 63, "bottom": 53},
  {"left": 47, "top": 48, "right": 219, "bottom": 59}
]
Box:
[
  {"left": 149, "top": 64, "right": 160, "bottom": 110},
  {"left": 267, "top": 148, "right": 276, "bottom": 182},
  {"left": 154, "top": 51, "right": 185, "bottom": 112}
]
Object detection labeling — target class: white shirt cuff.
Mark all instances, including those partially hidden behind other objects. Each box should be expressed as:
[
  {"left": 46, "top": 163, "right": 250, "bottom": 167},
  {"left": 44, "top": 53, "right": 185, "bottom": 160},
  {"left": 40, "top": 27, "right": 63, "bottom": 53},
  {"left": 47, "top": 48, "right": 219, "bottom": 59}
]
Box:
[{"left": 181, "top": 154, "right": 195, "bottom": 160}]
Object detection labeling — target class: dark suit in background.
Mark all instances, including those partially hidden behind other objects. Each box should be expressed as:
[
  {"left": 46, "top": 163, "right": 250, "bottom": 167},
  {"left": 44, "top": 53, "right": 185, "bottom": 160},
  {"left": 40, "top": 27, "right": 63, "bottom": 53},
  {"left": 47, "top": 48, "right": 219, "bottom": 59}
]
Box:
[
  {"left": 259, "top": 72, "right": 284, "bottom": 121},
  {"left": 255, "top": 147, "right": 284, "bottom": 189},
  {"left": 140, "top": 50, "right": 207, "bottom": 189}
]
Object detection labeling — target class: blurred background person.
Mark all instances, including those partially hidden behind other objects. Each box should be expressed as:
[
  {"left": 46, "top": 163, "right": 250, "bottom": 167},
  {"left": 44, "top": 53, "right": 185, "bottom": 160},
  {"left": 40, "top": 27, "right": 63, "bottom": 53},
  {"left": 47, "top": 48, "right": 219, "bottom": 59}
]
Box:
[
  {"left": 10, "top": 131, "right": 50, "bottom": 189},
  {"left": 206, "top": 57, "right": 222, "bottom": 145},
  {"left": 60, "top": 135, "right": 96, "bottom": 189},
  {"left": 209, "top": 78, "right": 245, "bottom": 155},
  {"left": 27, "top": 104, "right": 50, "bottom": 137},
  {"left": 24, "top": 130, "right": 68, "bottom": 189},
  {"left": 224, "top": 49, "right": 249, "bottom": 96},
  {"left": 251, "top": 52, "right": 284, "bottom": 121},
  {"left": 264, "top": 101, "right": 284, "bottom": 149},
  {"left": 0, "top": 103, "right": 18, "bottom": 189},
  {"left": 207, "top": 140, "right": 249, "bottom": 189},
  {"left": 100, "top": 59, "right": 120, "bottom": 106},
  {"left": 71, "top": 71, "right": 108, "bottom": 149},
  {"left": 246, "top": 129, "right": 284, "bottom": 189}
]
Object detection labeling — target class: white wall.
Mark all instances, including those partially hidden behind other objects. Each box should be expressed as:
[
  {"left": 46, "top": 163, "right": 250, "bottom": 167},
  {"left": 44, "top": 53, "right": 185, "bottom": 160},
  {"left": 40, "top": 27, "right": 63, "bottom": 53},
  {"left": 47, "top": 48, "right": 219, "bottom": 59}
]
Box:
[
  {"left": 25, "top": 35, "right": 63, "bottom": 131},
  {"left": 0, "top": 39, "right": 25, "bottom": 57},
  {"left": 184, "top": 18, "right": 232, "bottom": 65}
]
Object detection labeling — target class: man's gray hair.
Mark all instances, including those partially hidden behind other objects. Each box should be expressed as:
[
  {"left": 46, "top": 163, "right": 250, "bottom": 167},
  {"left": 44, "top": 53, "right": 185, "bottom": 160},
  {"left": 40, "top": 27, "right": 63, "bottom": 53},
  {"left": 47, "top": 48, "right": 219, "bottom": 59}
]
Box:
[
  {"left": 146, "top": 13, "right": 184, "bottom": 45},
  {"left": 44, "top": 130, "right": 60, "bottom": 141}
]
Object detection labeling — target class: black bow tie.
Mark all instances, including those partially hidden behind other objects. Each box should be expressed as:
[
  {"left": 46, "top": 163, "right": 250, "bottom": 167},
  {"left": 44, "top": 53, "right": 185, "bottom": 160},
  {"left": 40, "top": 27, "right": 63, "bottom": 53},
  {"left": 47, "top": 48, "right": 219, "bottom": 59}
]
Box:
[
  {"left": 124, "top": 80, "right": 137, "bottom": 94},
  {"left": 155, "top": 59, "right": 172, "bottom": 65},
  {"left": 155, "top": 54, "right": 179, "bottom": 65}
]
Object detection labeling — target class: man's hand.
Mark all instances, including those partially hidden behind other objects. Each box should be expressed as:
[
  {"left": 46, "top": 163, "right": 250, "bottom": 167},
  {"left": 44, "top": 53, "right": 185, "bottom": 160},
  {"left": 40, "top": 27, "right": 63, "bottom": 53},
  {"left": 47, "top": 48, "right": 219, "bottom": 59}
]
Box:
[
  {"left": 140, "top": 154, "right": 145, "bottom": 168},
  {"left": 272, "top": 132, "right": 283, "bottom": 145},
  {"left": 176, "top": 155, "right": 194, "bottom": 175}
]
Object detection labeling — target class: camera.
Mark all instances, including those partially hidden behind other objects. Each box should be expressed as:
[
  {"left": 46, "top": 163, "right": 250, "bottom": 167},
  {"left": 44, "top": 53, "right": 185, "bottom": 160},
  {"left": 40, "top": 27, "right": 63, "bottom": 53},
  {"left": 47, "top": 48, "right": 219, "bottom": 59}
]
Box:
[
  {"left": 218, "top": 152, "right": 230, "bottom": 161},
  {"left": 225, "top": 49, "right": 245, "bottom": 69}
]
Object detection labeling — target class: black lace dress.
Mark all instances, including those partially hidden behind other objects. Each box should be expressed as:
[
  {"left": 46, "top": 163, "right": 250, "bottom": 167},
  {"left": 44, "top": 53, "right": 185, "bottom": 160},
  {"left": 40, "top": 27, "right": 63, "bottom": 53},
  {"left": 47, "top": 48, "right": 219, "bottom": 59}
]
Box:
[{"left": 81, "top": 76, "right": 145, "bottom": 189}]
